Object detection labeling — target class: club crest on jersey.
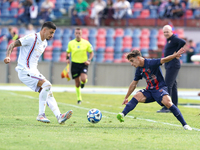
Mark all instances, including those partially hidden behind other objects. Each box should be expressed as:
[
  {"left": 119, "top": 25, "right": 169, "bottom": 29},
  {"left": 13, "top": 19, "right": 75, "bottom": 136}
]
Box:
[
  {"left": 43, "top": 45, "right": 45, "bottom": 48},
  {"left": 147, "top": 69, "right": 151, "bottom": 73},
  {"left": 159, "top": 89, "right": 163, "bottom": 92},
  {"left": 168, "top": 40, "right": 171, "bottom": 43},
  {"left": 83, "top": 69, "right": 87, "bottom": 72}
]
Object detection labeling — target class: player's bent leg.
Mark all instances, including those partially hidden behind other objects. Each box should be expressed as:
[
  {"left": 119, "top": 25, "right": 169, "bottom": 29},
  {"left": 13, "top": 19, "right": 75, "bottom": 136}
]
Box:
[
  {"left": 117, "top": 92, "right": 146, "bottom": 122},
  {"left": 80, "top": 73, "right": 88, "bottom": 89},
  {"left": 45, "top": 88, "right": 73, "bottom": 124},
  {"left": 161, "top": 95, "right": 173, "bottom": 109},
  {"left": 121, "top": 93, "right": 145, "bottom": 116},
  {"left": 75, "top": 77, "right": 82, "bottom": 104},
  {"left": 75, "top": 77, "right": 81, "bottom": 87},
  {"left": 161, "top": 95, "right": 192, "bottom": 130},
  {"left": 37, "top": 80, "right": 52, "bottom": 123},
  {"left": 46, "top": 90, "right": 61, "bottom": 119}
]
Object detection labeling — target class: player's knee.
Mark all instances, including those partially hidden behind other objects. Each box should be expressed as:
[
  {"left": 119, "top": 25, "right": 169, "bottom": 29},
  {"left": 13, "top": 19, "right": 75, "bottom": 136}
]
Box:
[
  {"left": 162, "top": 95, "right": 173, "bottom": 108},
  {"left": 134, "top": 92, "right": 145, "bottom": 103},
  {"left": 164, "top": 101, "right": 173, "bottom": 108},
  {"left": 81, "top": 79, "right": 86, "bottom": 83},
  {"left": 41, "top": 81, "right": 52, "bottom": 91}
]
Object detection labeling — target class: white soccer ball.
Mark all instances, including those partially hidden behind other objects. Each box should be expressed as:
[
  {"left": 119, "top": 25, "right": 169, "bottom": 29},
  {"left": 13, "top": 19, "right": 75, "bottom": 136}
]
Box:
[{"left": 87, "top": 108, "right": 102, "bottom": 123}]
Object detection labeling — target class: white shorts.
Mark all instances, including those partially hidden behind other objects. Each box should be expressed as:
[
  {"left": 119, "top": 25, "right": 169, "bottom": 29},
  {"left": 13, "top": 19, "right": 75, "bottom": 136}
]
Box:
[{"left": 16, "top": 67, "right": 46, "bottom": 92}]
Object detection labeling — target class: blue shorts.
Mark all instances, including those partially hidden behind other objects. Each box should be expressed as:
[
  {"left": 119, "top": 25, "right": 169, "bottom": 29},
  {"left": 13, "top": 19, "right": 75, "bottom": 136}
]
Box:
[{"left": 138, "top": 86, "right": 169, "bottom": 106}]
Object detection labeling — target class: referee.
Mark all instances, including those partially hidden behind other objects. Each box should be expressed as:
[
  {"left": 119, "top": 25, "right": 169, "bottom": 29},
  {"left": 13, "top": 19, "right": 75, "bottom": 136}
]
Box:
[
  {"left": 157, "top": 25, "right": 186, "bottom": 113},
  {"left": 66, "top": 27, "right": 94, "bottom": 104}
]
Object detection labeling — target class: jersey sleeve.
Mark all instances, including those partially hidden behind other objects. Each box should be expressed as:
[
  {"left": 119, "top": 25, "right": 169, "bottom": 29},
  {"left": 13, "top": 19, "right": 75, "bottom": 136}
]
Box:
[
  {"left": 87, "top": 41, "right": 93, "bottom": 52},
  {"left": 134, "top": 67, "right": 143, "bottom": 81},
  {"left": 177, "top": 37, "right": 186, "bottom": 51},
  {"left": 67, "top": 42, "right": 71, "bottom": 53},
  {"left": 19, "top": 34, "right": 35, "bottom": 46},
  {"left": 149, "top": 58, "right": 162, "bottom": 67}
]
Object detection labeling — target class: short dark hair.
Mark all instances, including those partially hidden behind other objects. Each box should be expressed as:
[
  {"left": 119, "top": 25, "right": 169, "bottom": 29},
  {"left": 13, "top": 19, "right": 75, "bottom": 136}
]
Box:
[
  {"left": 126, "top": 50, "right": 141, "bottom": 60},
  {"left": 41, "top": 21, "right": 56, "bottom": 30},
  {"left": 75, "top": 27, "right": 81, "bottom": 31}
]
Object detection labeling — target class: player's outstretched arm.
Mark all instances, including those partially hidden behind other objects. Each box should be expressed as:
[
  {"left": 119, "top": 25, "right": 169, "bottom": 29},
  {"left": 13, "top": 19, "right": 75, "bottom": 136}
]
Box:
[
  {"left": 4, "top": 40, "right": 22, "bottom": 64},
  {"left": 123, "top": 80, "right": 139, "bottom": 105},
  {"left": 160, "top": 48, "right": 184, "bottom": 64}
]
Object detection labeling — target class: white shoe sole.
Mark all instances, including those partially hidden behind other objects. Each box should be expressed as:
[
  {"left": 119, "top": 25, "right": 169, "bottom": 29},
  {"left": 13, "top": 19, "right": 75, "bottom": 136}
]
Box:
[
  {"left": 59, "top": 110, "right": 73, "bottom": 124},
  {"left": 37, "top": 119, "right": 50, "bottom": 123}
]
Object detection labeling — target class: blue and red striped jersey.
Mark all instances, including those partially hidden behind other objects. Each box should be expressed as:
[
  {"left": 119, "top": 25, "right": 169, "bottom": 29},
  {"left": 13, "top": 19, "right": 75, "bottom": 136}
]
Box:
[{"left": 134, "top": 58, "right": 166, "bottom": 90}]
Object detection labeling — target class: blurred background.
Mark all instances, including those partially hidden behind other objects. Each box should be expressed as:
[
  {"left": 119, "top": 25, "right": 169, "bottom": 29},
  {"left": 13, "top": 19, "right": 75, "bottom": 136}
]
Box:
[{"left": 0, "top": 0, "right": 200, "bottom": 88}]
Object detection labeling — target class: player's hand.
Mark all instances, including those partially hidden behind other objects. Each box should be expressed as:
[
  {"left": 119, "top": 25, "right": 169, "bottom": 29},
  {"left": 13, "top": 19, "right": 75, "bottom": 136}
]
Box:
[
  {"left": 84, "top": 60, "right": 90, "bottom": 66},
  {"left": 122, "top": 98, "right": 128, "bottom": 105},
  {"left": 175, "top": 48, "right": 184, "bottom": 59},
  {"left": 4, "top": 57, "right": 10, "bottom": 64},
  {"left": 66, "top": 59, "right": 70, "bottom": 64}
]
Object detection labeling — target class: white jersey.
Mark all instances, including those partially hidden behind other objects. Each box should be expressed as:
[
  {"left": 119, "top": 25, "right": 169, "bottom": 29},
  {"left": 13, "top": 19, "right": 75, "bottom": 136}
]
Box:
[{"left": 18, "top": 32, "right": 47, "bottom": 70}]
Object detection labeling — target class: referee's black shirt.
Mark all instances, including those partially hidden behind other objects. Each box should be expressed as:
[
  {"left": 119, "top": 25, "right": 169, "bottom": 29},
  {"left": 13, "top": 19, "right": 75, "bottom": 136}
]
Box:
[{"left": 164, "top": 34, "right": 186, "bottom": 69}]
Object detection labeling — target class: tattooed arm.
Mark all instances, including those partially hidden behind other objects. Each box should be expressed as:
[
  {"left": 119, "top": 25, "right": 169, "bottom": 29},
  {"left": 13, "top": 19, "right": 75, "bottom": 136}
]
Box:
[{"left": 4, "top": 40, "right": 22, "bottom": 64}]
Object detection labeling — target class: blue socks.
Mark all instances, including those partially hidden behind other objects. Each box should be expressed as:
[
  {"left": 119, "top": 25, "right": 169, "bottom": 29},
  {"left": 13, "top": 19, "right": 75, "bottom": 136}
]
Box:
[
  {"left": 122, "top": 97, "right": 138, "bottom": 116},
  {"left": 169, "top": 104, "right": 187, "bottom": 126},
  {"left": 121, "top": 98, "right": 187, "bottom": 126}
]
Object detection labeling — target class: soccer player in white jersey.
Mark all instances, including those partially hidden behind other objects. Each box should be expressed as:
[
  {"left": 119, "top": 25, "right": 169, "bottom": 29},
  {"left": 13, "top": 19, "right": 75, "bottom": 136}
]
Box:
[{"left": 4, "top": 22, "right": 72, "bottom": 124}]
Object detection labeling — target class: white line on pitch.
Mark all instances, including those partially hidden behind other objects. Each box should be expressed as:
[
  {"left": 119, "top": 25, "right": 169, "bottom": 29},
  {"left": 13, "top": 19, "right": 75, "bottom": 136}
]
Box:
[
  {"left": 9, "top": 92, "right": 200, "bottom": 131},
  {"left": 60, "top": 103, "right": 200, "bottom": 131}
]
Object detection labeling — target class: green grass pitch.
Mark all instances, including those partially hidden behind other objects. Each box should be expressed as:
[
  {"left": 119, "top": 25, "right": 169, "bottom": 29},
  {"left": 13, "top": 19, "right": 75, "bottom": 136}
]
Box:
[{"left": 0, "top": 89, "right": 200, "bottom": 150}]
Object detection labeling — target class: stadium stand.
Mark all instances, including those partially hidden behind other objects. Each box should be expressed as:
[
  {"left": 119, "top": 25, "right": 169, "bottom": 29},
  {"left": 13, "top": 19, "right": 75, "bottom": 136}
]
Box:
[
  {"left": 0, "top": 26, "right": 198, "bottom": 63},
  {"left": 104, "top": 52, "right": 114, "bottom": 63},
  {"left": 139, "top": 9, "right": 150, "bottom": 18},
  {"left": 0, "top": 0, "right": 200, "bottom": 27},
  {"left": 0, "top": 0, "right": 199, "bottom": 64}
]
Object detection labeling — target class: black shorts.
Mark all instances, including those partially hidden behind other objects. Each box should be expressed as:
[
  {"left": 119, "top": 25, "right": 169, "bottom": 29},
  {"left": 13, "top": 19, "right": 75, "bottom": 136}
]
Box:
[{"left": 71, "top": 62, "right": 88, "bottom": 79}]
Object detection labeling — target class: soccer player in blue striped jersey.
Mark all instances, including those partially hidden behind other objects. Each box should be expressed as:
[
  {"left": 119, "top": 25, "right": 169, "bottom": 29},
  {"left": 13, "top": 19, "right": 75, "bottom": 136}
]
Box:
[{"left": 117, "top": 49, "right": 192, "bottom": 130}]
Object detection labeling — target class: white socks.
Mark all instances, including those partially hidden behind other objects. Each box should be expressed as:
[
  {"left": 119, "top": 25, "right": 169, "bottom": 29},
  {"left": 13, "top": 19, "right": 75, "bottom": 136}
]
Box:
[
  {"left": 39, "top": 81, "right": 61, "bottom": 119},
  {"left": 39, "top": 81, "right": 51, "bottom": 115},
  {"left": 46, "top": 90, "right": 61, "bottom": 119},
  {"left": 120, "top": 113, "right": 124, "bottom": 117}
]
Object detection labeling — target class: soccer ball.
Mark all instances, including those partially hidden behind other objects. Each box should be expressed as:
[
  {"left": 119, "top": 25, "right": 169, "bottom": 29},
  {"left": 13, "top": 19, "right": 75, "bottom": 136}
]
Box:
[{"left": 87, "top": 108, "right": 102, "bottom": 123}]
